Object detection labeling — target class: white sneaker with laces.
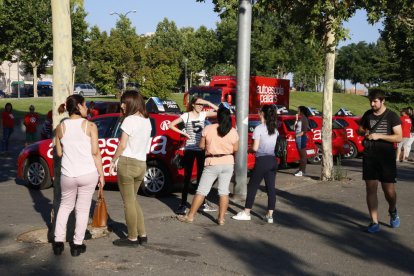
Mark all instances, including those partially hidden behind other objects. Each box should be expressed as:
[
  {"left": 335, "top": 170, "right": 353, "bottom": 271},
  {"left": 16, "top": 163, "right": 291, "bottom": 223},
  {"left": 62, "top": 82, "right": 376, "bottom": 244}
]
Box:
[
  {"left": 294, "top": 171, "right": 303, "bottom": 177},
  {"left": 264, "top": 214, "right": 273, "bottom": 224},
  {"left": 200, "top": 203, "right": 217, "bottom": 212},
  {"left": 232, "top": 211, "right": 251, "bottom": 221}
]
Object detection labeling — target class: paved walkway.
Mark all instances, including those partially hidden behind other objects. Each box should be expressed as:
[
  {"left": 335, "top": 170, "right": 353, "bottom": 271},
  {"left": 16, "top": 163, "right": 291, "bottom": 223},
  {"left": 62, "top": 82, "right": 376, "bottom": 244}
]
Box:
[{"left": 0, "top": 148, "right": 413, "bottom": 275}]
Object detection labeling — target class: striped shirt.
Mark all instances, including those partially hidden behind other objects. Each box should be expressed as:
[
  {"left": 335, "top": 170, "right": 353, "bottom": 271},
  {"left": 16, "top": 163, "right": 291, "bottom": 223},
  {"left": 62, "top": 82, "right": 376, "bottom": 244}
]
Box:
[{"left": 180, "top": 111, "right": 207, "bottom": 151}]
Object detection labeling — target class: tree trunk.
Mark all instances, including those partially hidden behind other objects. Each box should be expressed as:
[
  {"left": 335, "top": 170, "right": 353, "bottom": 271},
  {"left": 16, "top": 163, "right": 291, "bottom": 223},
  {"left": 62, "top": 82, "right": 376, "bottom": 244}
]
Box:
[
  {"left": 355, "top": 83, "right": 357, "bottom": 94},
  {"left": 31, "top": 62, "right": 38, "bottom": 98},
  {"left": 321, "top": 18, "right": 335, "bottom": 181},
  {"left": 343, "top": 79, "right": 346, "bottom": 93},
  {"left": 49, "top": 0, "right": 74, "bottom": 242}
]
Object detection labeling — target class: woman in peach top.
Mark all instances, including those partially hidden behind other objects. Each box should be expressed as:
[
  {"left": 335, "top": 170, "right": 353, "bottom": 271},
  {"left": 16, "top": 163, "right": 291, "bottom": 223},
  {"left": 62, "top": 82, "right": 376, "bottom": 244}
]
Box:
[{"left": 178, "top": 103, "right": 239, "bottom": 225}]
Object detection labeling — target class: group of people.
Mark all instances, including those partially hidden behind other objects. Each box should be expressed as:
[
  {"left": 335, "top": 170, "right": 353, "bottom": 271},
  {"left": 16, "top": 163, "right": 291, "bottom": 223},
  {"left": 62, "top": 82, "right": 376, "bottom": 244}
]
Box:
[
  {"left": 37, "top": 88, "right": 407, "bottom": 257},
  {"left": 396, "top": 107, "right": 414, "bottom": 162}
]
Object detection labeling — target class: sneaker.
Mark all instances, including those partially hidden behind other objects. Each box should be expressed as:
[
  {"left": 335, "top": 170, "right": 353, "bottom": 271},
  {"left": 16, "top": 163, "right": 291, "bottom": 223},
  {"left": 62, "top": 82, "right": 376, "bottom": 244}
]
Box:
[
  {"left": 389, "top": 209, "right": 400, "bottom": 228},
  {"left": 175, "top": 204, "right": 187, "bottom": 215},
  {"left": 367, "top": 222, "right": 380, "bottom": 233},
  {"left": 199, "top": 202, "right": 217, "bottom": 212},
  {"left": 113, "top": 238, "right": 139, "bottom": 247},
  {"left": 232, "top": 211, "right": 251, "bottom": 221},
  {"left": 294, "top": 171, "right": 303, "bottom": 177},
  {"left": 264, "top": 214, "right": 273, "bottom": 224}
]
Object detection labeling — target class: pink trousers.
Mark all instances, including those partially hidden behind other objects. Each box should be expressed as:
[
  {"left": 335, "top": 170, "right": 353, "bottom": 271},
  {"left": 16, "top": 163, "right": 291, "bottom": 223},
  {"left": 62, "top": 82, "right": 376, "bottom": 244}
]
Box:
[{"left": 54, "top": 171, "right": 98, "bottom": 245}]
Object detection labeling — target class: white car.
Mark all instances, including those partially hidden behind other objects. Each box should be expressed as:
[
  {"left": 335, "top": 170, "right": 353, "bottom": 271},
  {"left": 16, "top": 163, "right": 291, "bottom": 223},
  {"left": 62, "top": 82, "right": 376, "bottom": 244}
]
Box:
[{"left": 74, "top": 83, "right": 97, "bottom": 96}]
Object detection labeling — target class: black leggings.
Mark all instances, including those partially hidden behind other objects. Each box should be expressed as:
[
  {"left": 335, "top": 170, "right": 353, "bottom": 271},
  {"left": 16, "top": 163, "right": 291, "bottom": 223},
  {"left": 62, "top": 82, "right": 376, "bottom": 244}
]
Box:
[
  {"left": 245, "top": 155, "right": 277, "bottom": 210},
  {"left": 181, "top": 150, "right": 205, "bottom": 205}
]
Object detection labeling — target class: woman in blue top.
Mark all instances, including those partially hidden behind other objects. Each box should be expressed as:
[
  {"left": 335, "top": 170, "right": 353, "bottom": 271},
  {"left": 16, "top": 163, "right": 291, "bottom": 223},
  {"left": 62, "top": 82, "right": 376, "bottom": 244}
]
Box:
[{"left": 232, "top": 104, "right": 279, "bottom": 223}]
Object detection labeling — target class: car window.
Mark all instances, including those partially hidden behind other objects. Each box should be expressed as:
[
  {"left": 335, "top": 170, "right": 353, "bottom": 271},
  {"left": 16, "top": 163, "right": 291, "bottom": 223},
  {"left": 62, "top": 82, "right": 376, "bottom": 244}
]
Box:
[
  {"left": 332, "top": 120, "right": 344, "bottom": 129},
  {"left": 308, "top": 119, "right": 318, "bottom": 129},
  {"left": 284, "top": 119, "right": 296, "bottom": 132},
  {"left": 113, "top": 117, "right": 156, "bottom": 138},
  {"left": 335, "top": 119, "right": 349, "bottom": 128},
  {"left": 93, "top": 117, "right": 118, "bottom": 138},
  {"left": 248, "top": 120, "right": 261, "bottom": 133}
]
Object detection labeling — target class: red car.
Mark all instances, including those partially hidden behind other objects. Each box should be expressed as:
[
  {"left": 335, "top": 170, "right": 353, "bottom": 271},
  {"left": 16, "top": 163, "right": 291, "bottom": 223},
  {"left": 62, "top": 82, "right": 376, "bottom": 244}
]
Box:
[
  {"left": 247, "top": 114, "right": 318, "bottom": 167},
  {"left": 17, "top": 98, "right": 191, "bottom": 196},
  {"left": 333, "top": 108, "right": 364, "bottom": 159},
  {"left": 303, "top": 107, "right": 351, "bottom": 164}
]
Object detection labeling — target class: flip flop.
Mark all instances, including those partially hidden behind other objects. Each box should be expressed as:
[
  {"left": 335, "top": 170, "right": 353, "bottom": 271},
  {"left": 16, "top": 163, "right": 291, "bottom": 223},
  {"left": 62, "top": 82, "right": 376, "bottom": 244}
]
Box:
[
  {"left": 177, "top": 215, "right": 194, "bottom": 223},
  {"left": 217, "top": 219, "right": 225, "bottom": 226}
]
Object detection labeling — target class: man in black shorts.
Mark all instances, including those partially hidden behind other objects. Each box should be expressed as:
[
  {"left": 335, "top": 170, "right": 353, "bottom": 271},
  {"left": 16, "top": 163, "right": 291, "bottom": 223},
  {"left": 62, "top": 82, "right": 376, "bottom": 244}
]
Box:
[{"left": 359, "top": 90, "right": 402, "bottom": 233}]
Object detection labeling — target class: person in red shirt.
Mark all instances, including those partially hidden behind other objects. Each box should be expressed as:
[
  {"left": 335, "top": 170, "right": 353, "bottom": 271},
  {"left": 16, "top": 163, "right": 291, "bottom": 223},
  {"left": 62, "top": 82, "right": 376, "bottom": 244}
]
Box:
[
  {"left": 87, "top": 101, "right": 99, "bottom": 119},
  {"left": 1, "top": 102, "right": 15, "bottom": 152},
  {"left": 24, "top": 105, "right": 40, "bottom": 146},
  {"left": 396, "top": 108, "right": 412, "bottom": 162}
]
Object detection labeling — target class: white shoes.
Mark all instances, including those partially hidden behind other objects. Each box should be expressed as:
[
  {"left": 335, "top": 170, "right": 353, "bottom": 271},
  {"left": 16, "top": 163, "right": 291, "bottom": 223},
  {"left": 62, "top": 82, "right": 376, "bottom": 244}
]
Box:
[
  {"left": 294, "top": 171, "right": 303, "bottom": 177},
  {"left": 264, "top": 214, "right": 273, "bottom": 224},
  {"left": 232, "top": 211, "right": 251, "bottom": 221}
]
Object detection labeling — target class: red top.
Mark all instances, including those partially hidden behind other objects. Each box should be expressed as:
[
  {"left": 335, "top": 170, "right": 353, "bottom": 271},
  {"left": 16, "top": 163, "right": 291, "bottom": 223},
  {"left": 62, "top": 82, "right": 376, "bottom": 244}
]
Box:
[
  {"left": 89, "top": 109, "right": 99, "bottom": 118},
  {"left": 400, "top": 115, "right": 412, "bottom": 138},
  {"left": 24, "top": 112, "right": 40, "bottom": 133},
  {"left": 2, "top": 111, "right": 15, "bottom": 128}
]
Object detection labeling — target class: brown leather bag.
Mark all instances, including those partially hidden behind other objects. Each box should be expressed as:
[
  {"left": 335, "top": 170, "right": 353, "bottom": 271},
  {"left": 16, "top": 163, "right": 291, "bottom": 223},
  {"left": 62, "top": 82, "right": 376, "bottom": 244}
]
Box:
[{"left": 92, "top": 187, "right": 108, "bottom": 227}]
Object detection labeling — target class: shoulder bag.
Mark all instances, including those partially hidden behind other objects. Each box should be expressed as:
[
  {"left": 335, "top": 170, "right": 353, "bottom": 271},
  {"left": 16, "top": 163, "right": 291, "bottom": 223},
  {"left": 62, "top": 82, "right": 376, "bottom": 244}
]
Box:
[{"left": 362, "top": 109, "right": 389, "bottom": 150}]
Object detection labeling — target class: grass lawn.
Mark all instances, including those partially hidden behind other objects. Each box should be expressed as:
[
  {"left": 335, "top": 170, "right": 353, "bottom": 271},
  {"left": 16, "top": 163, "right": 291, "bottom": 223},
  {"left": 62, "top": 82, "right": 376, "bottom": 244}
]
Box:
[{"left": 0, "top": 95, "right": 118, "bottom": 119}]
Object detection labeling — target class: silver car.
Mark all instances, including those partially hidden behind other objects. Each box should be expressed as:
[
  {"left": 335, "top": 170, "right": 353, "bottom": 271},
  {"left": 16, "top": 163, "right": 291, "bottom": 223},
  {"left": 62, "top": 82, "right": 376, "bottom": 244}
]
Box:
[{"left": 74, "top": 83, "right": 97, "bottom": 96}]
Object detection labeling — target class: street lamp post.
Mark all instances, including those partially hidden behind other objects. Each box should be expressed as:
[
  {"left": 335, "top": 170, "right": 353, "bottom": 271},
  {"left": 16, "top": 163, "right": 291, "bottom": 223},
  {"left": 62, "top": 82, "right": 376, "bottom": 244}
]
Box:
[
  {"left": 183, "top": 58, "right": 188, "bottom": 92},
  {"left": 15, "top": 49, "right": 21, "bottom": 98},
  {"left": 8, "top": 62, "right": 12, "bottom": 94},
  {"left": 109, "top": 10, "right": 137, "bottom": 18}
]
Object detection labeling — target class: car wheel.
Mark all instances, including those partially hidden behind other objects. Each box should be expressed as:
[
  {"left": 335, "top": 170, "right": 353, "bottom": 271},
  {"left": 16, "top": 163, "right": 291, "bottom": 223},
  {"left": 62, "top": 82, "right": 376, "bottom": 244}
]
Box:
[
  {"left": 24, "top": 157, "right": 52, "bottom": 190},
  {"left": 308, "top": 144, "right": 322, "bottom": 164},
  {"left": 343, "top": 142, "right": 358, "bottom": 159},
  {"left": 141, "top": 160, "right": 172, "bottom": 197}
]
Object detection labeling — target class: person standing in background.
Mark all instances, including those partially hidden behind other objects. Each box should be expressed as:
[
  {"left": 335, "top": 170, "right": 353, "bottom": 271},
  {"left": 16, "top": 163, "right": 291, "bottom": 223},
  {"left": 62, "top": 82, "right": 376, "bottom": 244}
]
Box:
[
  {"left": 53, "top": 95, "right": 105, "bottom": 256},
  {"left": 405, "top": 107, "right": 414, "bottom": 161},
  {"left": 1, "top": 102, "right": 15, "bottom": 154},
  {"left": 41, "top": 110, "right": 53, "bottom": 140},
  {"left": 232, "top": 104, "right": 279, "bottom": 224},
  {"left": 396, "top": 108, "right": 412, "bottom": 162},
  {"left": 110, "top": 91, "right": 152, "bottom": 247},
  {"left": 293, "top": 106, "right": 310, "bottom": 177},
  {"left": 23, "top": 105, "right": 39, "bottom": 146},
  {"left": 87, "top": 101, "right": 99, "bottom": 119},
  {"left": 169, "top": 96, "right": 218, "bottom": 215}
]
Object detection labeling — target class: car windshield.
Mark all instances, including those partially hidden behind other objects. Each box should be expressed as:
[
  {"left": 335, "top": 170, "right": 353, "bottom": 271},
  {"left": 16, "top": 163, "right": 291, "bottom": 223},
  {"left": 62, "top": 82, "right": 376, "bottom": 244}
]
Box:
[{"left": 189, "top": 92, "right": 223, "bottom": 105}]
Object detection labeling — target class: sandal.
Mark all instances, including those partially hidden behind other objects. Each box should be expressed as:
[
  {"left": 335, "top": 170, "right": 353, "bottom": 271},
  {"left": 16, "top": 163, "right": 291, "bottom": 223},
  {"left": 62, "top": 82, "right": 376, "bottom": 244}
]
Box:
[
  {"left": 217, "top": 219, "right": 225, "bottom": 226},
  {"left": 177, "top": 215, "right": 194, "bottom": 223}
]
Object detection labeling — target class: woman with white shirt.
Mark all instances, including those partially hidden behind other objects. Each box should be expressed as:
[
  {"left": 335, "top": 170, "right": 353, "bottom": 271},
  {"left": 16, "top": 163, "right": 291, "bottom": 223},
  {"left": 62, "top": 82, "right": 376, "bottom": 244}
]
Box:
[{"left": 110, "top": 91, "right": 152, "bottom": 247}]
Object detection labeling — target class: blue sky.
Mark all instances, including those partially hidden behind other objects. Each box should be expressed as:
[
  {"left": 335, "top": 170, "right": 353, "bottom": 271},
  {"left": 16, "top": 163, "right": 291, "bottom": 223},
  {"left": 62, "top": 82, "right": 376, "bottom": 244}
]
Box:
[{"left": 84, "top": 0, "right": 383, "bottom": 47}]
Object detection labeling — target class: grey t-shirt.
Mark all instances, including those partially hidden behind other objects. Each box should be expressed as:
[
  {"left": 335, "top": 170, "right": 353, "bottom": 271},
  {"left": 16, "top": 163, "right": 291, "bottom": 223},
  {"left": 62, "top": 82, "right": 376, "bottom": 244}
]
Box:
[{"left": 253, "top": 123, "right": 279, "bottom": 157}]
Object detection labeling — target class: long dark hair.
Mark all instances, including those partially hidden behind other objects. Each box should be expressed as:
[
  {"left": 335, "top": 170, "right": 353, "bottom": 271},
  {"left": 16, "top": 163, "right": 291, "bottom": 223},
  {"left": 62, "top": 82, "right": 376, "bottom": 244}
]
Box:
[
  {"left": 261, "top": 104, "right": 277, "bottom": 135},
  {"left": 121, "top": 90, "right": 148, "bottom": 118},
  {"left": 217, "top": 106, "right": 232, "bottom": 137},
  {"left": 298, "top": 106, "right": 309, "bottom": 117},
  {"left": 187, "top": 96, "right": 200, "bottom": 112},
  {"left": 58, "top": 95, "right": 85, "bottom": 116},
  {"left": 4, "top": 102, "right": 12, "bottom": 112}
]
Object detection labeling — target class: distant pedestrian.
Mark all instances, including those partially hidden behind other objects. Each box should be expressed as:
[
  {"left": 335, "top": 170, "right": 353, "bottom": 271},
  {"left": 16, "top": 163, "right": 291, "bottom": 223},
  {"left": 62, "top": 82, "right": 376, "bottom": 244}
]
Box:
[
  {"left": 23, "top": 105, "right": 39, "bottom": 146},
  {"left": 232, "top": 104, "right": 279, "bottom": 224},
  {"left": 109, "top": 91, "right": 152, "bottom": 247},
  {"left": 293, "top": 106, "right": 310, "bottom": 177},
  {"left": 40, "top": 110, "right": 53, "bottom": 140},
  {"left": 405, "top": 106, "right": 414, "bottom": 161},
  {"left": 87, "top": 101, "right": 99, "bottom": 119},
  {"left": 178, "top": 103, "right": 239, "bottom": 225},
  {"left": 169, "top": 96, "right": 219, "bottom": 215},
  {"left": 358, "top": 90, "right": 402, "bottom": 233},
  {"left": 1, "top": 102, "right": 15, "bottom": 153},
  {"left": 53, "top": 95, "right": 105, "bottom": 256},
  {"left": 396, "top": 108, "right": 412, "bottom": 162}
]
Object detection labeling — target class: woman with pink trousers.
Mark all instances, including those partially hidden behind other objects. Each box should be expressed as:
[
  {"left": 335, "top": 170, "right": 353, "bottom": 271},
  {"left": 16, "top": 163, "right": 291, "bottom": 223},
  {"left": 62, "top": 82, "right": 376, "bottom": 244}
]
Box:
[{"left": 53, "top": 94, "right": 105, "bottom": 257}]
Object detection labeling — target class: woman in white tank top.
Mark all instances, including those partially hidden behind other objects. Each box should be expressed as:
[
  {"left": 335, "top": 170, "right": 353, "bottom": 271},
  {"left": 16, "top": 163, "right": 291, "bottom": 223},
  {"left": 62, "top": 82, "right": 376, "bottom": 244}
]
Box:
[{"left": 53, "top": 95, "right": 104, "bottom": 257}]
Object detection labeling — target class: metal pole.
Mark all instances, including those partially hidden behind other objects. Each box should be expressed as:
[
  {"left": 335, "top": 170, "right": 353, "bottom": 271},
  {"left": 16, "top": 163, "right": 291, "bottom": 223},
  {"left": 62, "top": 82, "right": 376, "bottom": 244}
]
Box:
[
  {"left": 17, "top": 58, "right": 20, "bottom": 98},
  {"left": 233, "top": 0, "right": 252, "bottom": 198},
  {"left": 184, "top": 58, "right": 188, "bottom": 92},
  {"left": 8, "top": 63, "right": 12, "bottom": 94},
  {"left": 49, "top": 0, "right": 74, "bottom": 242}
]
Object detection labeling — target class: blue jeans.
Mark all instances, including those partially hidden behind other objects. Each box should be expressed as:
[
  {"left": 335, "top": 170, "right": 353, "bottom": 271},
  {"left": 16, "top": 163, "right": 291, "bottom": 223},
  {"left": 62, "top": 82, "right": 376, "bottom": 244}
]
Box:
[{"left": 1, "top": 127, "right": 14, "bottom": 151}]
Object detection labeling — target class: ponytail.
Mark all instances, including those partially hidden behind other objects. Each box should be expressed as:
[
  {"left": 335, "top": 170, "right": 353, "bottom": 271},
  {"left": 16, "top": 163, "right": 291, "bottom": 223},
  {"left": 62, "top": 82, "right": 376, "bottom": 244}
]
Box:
[
  {"left": 58, "top": 103, "right": 66, "bottom": 114},
  {"left": 261, "top": 104, "right": 277, "bottom": 135}
]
